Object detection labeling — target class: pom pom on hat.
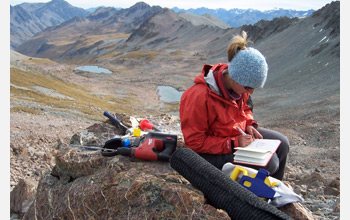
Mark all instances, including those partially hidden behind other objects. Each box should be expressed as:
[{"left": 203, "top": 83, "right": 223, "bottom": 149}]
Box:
[{"left": 228, "top": 48, "right": 268, "bottom": 88}]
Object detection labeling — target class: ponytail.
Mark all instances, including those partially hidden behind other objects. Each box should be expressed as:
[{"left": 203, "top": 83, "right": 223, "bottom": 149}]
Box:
[{"left": 227, "top": 31, "right": 248, "bottom": 62}]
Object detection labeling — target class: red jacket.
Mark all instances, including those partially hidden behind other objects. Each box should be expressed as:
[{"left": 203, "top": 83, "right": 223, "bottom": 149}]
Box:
[{"left": 180, "top": 63, "right": 257, "bottom": 154}]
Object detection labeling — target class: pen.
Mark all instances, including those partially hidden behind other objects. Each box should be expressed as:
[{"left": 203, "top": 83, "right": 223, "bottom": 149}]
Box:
[{"left": 236, "top": 126, "right": 247, "bottom": 135}]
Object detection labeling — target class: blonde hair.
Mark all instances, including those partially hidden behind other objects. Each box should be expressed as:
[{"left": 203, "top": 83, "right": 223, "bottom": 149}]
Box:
[{"left": 227, "top": 31, "right": 248, "bottom": 62}]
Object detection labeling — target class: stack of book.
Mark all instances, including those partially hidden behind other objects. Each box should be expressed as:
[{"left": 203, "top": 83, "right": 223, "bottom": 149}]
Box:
[{"left": 233, "top": 139, "right": 281, "bottom": 166}]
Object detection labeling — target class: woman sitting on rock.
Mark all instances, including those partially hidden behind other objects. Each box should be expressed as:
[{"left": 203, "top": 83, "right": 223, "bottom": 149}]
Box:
[{"left": 179, "top": 31, "right": 289, "bottom": 180}]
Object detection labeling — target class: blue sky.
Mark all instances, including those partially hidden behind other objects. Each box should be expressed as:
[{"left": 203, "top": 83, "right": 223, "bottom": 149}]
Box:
[{"left": 10, "top": 0, "right": 336, "bottom": 10}]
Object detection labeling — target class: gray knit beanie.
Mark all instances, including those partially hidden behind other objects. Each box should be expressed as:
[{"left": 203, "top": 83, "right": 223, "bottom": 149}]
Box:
[{"left": 228, "top": 48, "right": 268, "bottom": 88}]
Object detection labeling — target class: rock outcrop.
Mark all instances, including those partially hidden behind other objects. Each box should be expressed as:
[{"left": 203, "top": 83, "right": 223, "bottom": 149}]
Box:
[
  {"left": 22, "top": 127, "right": 230, "bottom": 219},
  {"left": 13, "top": 115, "right": 315, "bottom": 219},
  {"left": 23, "top": 150, "right": 233, "bottom": 219}
]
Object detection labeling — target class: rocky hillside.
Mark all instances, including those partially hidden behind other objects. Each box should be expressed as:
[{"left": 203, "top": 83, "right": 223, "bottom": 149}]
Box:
[
  {"left": 10, "top": 0, "right": 89, "bottom": 49},
  {"left": 251, "top": 1, "right": 340, "bottom": 120},
  {"left": 15, "top": 2, "right": 163, "bottom": 62},
  {"left": 15, "top": 1, "right": 339, "bottom": 71},
  {"left": 15, "top": 4, "right": 236, "bottom": 64}
]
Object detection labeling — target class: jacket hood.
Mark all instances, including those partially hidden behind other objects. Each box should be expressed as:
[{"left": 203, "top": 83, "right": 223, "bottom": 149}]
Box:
[{"left": 204, "top": 69, "right": 222, "bottom": 96}]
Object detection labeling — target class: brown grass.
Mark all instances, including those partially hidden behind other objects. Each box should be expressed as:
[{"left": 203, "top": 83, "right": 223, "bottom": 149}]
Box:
[
  {"left": 11, "top": 106, "right": 41, "bottom": 114},
  {"left": 170, "top": 50, "right": 183, "bottom": 56},
  {"left": 24, "top": 57, "right": 56, "bottom": 65},
  {"left": 115, "top": 51, "right": 160, "bottom": 62},
  {"left": 10, "top": 68, "right": 141, "bottom": 121}
]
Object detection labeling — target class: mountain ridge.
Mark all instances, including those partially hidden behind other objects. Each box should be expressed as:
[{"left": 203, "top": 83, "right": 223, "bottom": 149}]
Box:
[
  {"left": 15, "top": 1, "right": 339, "bottom": 71},
  {"left": 172, "top": 6, "right": 314, "bottom": 27},
  {"left": 15, "top": 2, "right": 165, "bottom": 62},
  {"left": 10, "top": 0, "right": 90, "bottom": 49},
  {"left": 11, "top": 0, "right": 320, "bottom": 49}
]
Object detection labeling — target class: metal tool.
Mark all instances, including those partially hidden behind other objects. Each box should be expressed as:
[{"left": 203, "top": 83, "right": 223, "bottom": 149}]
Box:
[{"left": 104, "top": 111, "right": 134, "bottom": 135}]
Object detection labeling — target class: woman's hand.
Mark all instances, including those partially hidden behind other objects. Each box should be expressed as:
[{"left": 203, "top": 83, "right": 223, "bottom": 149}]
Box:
[
  {"left": 246, "top": 125, "right": 263, "bottom": 140},
  {"left": 237, "top": 135, "right": 253, "bottom": 147}
]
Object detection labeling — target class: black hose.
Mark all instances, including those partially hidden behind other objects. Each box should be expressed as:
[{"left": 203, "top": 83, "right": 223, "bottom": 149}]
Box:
[{"left": 170, "top": 148, "right": 292, "bottom": 220}]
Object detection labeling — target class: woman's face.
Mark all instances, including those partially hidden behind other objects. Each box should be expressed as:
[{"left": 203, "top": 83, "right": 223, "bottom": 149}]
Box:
[{"left": 223, "top": 72, "right": 255, "bottom": 95}]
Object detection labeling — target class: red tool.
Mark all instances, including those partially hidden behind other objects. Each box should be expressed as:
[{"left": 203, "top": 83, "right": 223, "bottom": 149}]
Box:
[
  {"left": 108, "top": 132, "right": 177, "bottom": 161},
  {"left": 140, "top": 119, "right": 161, "bottom": 131}
]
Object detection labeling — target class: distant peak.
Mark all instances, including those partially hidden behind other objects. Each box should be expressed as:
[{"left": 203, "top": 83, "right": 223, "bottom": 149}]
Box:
[
  {"left": 130, "top": 2, "right": 150, "bottom": 9},
  {"left": 93, "top": 7, "right": 117, "bottom": 14},
  {"left": 48, "top": 0, "right": 69, "bottom": 6},
  {"left": 51, "top": 0, "right": 65, "bottom": 3}
]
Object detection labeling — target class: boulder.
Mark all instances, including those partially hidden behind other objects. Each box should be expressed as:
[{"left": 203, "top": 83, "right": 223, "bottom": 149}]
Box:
[
  {"left": 23, "top": 148, "right": 230, "bottom": 219},
  {"left": 279, "top": 203, "right": 315, "bottom": 220},
  {"left": 10, "top": 178, "right": 37, "bottom": 215}
]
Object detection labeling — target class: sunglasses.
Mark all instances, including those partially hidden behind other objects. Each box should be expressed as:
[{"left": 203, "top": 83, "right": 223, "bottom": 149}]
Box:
[{"left": 244, "top": 86, "right": 254, "bottom": 90}]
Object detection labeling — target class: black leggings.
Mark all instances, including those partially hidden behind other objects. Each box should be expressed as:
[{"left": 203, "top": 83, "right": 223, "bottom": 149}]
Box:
[{"left": 199, "top": 127, "right": 290, "bottom": 180}]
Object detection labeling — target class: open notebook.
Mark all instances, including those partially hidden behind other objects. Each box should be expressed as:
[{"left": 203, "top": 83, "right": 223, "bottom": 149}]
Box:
[{"left": 233, "top": 139, "right": 281, "bottom": 166}]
